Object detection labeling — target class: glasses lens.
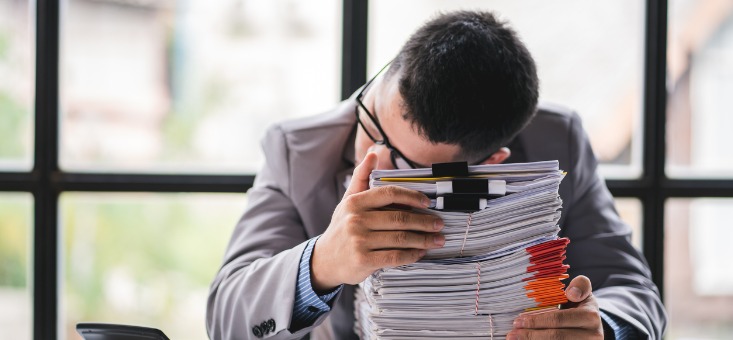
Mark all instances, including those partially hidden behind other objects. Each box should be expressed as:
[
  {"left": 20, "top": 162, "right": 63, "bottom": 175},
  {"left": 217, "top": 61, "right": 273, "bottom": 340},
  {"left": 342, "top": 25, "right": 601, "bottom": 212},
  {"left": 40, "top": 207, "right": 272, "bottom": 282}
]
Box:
[{"left": 357, "top": 105, "right": 384, "bottom": 142}]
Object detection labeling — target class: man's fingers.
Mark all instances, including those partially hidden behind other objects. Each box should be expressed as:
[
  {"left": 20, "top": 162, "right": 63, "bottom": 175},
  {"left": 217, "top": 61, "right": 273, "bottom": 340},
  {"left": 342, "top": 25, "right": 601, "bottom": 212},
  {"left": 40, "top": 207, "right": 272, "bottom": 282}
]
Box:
[
  {"left": 507, "top": 328, "right": 602, "bottom": 340},
  {"left": 364, "top": 210, "right": 443, "bottom": 232},
  {"left": 344, "top": 152, "right": 378, "bottom": 197},
  {"left": 353, "top": 185, "right": 430, "bottom": 210},
  {"left": 367, "top": 249, "right": 426, "bottom": 268},
  {"left": 566, "top": 275, "right": 593, "bottom": 302},
  {"left": 513, "top": 308, "right": 600, "bottom": 330},
  {"left": 366, "top": 230, "right": 445, "bottom": 250}
]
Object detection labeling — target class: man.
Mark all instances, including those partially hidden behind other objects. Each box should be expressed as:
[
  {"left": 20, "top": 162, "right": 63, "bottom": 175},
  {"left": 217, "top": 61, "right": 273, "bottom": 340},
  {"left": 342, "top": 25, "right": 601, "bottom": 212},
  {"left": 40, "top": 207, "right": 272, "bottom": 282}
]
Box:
[{"left": 207, "top": 11, "right": 667, "bottom": 340}]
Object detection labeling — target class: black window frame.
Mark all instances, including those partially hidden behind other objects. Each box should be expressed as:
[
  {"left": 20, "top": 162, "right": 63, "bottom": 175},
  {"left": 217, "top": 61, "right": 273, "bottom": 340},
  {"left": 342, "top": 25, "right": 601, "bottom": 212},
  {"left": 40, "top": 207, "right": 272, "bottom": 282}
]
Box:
[{"left": 0, "top": 0, "right": 732, "bottom": 338}]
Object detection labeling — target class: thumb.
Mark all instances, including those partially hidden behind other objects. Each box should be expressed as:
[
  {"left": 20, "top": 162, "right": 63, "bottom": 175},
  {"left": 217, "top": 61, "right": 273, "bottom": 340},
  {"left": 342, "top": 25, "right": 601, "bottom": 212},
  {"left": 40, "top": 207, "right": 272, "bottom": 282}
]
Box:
[
  {"left": 344, "top": 152, "right": 378, "bottom": 197},
  {"left": 566, "top": 275, "right": 593, "bottom": 303}
]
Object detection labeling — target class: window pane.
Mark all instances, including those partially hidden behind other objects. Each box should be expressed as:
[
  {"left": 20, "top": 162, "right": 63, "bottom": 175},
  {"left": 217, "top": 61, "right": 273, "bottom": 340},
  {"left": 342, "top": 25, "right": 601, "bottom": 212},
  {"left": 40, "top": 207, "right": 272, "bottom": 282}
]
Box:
[
  {"left": 667, "top": 0, "right": 733, "bottom": 178},
  {"left": 60, "top": 0, "right": 341, "bottom": 174},
  {"left": 666, "top": 199, "right": 733, "bottom": 339},
  {"left": 0, "top": 0, "right": 34, "bottom": 171},
  {"left": 60, "top": 193, "right": 246, "bottom": 340},
  {"left": 368, "top": 0, "right": 644, "bottom": 179},
  {"left": 615, "top": 197, "right": 643, "bottom": 250},
  {"left": 0, "top": 193, "right": 33, "bottom": 339}
]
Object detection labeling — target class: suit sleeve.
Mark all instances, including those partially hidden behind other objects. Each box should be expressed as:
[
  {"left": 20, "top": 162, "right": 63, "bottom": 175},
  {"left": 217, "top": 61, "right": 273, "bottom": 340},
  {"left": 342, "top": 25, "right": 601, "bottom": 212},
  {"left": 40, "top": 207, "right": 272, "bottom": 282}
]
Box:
[
  {"left": 561, "top": 113, "right": 668, "bottom": 339},
  {"left": 206, "top": 125, "right": 335, "bottom": 339},
  {"left": 291, "top": 237, "right": 343, "bottom": 331}
]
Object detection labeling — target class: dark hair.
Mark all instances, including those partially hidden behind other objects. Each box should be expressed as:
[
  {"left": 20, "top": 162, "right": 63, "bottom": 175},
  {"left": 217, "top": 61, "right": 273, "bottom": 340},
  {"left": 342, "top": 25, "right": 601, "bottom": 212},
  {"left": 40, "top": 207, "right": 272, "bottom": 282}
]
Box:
[{"left": 386, "top": 10, "right": 539, "bottom": 161}]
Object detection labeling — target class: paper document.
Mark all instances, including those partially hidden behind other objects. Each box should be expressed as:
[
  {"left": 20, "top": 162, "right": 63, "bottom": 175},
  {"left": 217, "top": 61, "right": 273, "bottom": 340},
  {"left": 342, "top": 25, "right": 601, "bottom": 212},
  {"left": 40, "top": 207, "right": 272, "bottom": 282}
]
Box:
[{"left": 354, "top": 161, "right": 571, "bottom": 340}]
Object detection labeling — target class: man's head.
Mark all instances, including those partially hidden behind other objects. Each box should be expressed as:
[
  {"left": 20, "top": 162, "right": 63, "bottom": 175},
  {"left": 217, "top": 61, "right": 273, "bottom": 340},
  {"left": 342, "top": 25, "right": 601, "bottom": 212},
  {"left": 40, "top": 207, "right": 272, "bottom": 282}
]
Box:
[{"left": 354, "top": 10, "right": 539, "bottom": 169}]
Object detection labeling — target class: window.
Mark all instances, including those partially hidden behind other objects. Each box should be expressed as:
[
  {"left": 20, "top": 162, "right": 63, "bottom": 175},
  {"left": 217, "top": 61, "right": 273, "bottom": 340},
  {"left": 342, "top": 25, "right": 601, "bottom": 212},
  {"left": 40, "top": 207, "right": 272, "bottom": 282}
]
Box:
[
  {"left": 60, "top": 193, "right": 245, "bottom": 339},
  {"left": 666, "top": 0, "right": 733, "bottom": 178},
  {"left": 1, "top": 0, "right": 731, "bottom": 339},
  {"left": 0, "top": 0, "right": 34, "bottom": 171},
  {"left": 60, "top": 0, "right": 341, "bottom": 173},
  {"left": 666, "top": 199, "right": 733, "bottom": 338},
  {"left": 664, "top": 1, "right": 733, "bottom": 335},
  {"left": 0, "top": 193, "right": 33, "bottom": 340}
]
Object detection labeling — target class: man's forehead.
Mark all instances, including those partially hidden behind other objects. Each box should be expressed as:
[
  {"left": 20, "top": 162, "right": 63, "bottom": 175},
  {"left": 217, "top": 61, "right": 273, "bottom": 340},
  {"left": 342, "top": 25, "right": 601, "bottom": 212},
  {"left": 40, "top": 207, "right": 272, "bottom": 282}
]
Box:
[{"left": 373, "top": 74, "right": 406, "bottom": 120}]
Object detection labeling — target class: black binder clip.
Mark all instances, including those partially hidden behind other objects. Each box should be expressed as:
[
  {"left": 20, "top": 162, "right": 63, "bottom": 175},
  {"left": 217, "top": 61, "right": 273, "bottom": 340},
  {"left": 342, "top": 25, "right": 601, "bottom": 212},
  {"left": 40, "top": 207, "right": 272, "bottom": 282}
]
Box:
[
  {"left": 431, "top": 161, "right": 469, "bottom": 177},
  {"left": 450, "top": 178, "right": 487, "bottom": 194},
  {"left": 435, "top": 194, "right": 487, "bottom": 212}
]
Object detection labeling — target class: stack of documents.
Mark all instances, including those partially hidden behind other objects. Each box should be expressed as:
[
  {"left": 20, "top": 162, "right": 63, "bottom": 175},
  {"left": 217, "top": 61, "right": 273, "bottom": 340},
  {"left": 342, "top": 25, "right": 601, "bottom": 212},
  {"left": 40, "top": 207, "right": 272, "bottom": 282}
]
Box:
[{"left": 354, "top": 161, "right": 570, "bottom": 339}]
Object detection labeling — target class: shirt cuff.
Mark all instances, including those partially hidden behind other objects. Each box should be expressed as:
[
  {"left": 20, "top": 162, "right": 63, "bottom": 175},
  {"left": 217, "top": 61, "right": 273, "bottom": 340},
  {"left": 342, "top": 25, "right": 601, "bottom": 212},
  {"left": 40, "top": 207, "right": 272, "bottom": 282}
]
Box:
[
  {"left": 290, "top": 236, "right": 344, "bottom": 331},
  {"left": 600, "top": 310, "right": 639, "bottom": 340}
]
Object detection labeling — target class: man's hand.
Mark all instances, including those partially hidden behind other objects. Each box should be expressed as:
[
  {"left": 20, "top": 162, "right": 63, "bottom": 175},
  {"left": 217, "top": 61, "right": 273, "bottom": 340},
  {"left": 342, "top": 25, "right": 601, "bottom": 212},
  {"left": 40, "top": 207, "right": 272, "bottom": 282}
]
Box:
[
  {"left": 507, "top": 275, "right": 604, "bottom": 340},
  {"left": 310, "top": 153, "right": 445, "bottom": 292}
]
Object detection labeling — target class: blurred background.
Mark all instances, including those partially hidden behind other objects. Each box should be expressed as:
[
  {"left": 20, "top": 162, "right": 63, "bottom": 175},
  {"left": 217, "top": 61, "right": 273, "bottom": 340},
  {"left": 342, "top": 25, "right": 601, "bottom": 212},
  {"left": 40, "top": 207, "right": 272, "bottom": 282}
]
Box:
[{"left": 1, "top": 0, "right": 732, "bottom": 339}]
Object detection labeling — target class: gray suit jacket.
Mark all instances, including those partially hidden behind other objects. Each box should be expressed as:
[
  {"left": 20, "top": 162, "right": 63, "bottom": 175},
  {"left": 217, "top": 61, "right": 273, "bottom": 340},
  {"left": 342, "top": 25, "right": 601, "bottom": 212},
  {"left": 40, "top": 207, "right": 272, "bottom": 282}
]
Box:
[{"left": 207, "top": 99, "right": 667, "bottom": 339}]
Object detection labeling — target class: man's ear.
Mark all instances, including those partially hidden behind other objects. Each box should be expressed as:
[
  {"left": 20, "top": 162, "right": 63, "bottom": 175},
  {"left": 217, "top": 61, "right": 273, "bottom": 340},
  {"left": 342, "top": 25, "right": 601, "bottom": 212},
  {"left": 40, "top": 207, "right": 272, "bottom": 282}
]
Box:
[{"left": 480, "top": 147, "right": 511, "bottom": 165}]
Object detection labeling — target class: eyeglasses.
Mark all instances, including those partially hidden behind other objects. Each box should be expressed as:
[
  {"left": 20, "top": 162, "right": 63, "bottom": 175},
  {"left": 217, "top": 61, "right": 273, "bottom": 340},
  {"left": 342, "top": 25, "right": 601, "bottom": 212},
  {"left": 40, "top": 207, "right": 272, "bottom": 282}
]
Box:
[{"left": 355, "top": 62, "right": 422, "bottom": 169}]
